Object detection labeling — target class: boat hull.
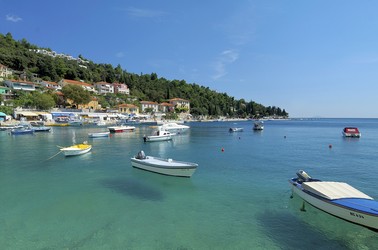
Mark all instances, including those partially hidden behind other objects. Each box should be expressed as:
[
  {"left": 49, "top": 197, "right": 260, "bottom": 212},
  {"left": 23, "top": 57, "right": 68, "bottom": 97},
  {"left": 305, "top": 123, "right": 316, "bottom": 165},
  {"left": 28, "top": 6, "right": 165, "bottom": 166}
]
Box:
[
  {"left": 60, "top": 145, "right": 92, "bottom": 156},
  {"left": 290, "top": 180, "right": 378, "bottom": 231},
  {"left": 108, "top": 126, "right": 135, "bottom": 133},
  {"left": 131, "top": 157, "right": 197, "bottom": 177},
  {"left": 145, "top": 135, "right": 172, "bottom": 142},
  {"left": 88, "top": 132, "right": 110, "bottom": 138}
]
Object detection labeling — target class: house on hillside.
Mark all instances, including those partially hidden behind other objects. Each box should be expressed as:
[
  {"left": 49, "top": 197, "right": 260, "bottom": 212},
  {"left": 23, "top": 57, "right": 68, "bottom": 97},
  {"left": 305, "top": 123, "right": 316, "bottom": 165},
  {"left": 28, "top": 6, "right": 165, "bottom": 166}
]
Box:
[
  {"left": 140, "top": 101, "right": 159, "bottom": 113},
  {"left": 169, "top": 98, "right": 190, "bottom": 113},
  {"left": 58, "top": 79, "right": 96, "bottom": 93},
  {"left": 159, "top": 102, "right": 174, "bottom": 113},
  {"left": 113, "top": 83, "right": 130, "bottom": 95},
  {"left": 0, "top": 64, "right": 12, "bottom": 80},
  {"left": 0, "top": 86, "right": 12, "bottom": 104},
  {"left": 40, "top": 80, "right": 62, "bottom": 91},
  {"left": 94, "top": 82, "right": 114, "bottom": 95},
  {"left": 4, "top": 80, "right": 36, "bottom": 91},
  {"left": 118, "top": 104, "right": 139, "bottom": 115}
]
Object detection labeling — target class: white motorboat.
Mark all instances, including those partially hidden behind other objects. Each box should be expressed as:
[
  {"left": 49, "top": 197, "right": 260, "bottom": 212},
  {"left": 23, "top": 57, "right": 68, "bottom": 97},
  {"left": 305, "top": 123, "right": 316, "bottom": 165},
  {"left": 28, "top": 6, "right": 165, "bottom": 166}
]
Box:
[
  {"left": 131, "top": 151, "right": 198, "bottom": 177},
  {"left": 143, "top": 127, "right": 174, "bottom": 142},
  {"left": 229, "top": 127, "right": 243, "bottom": 132},
  {"left": 59, "top": 142, "right": 92, "bottom": 156},
  {"left": 108, "top": 125, "right": 136, "bottom": 133},
  {"left": 30, "top": 121, "right": 51, "bottom": 132},
  {"left": 160, "top": 122, "right": 189, "bottom": 134},
  {"left": 88, "top": 131, "right": 110, "bottom": 138},
  {"left": 253, "top": 121, "right": 264, "bottom": 130},
  {"left": 289, "top": 170, "right": 378, "bottom": 232},
  {"left": 342, "top": 127, "right": 361, "bottom": 138}
]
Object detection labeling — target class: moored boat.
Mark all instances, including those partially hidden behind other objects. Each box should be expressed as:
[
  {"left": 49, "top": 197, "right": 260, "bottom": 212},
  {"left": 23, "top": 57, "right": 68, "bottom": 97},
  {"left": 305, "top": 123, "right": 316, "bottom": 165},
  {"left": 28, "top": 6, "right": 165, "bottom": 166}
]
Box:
[
  {"left": 108, "top": 125, "right": 136, "bottom": 133},
  {"left": 160, "top": 122, "right": 189, "bottom": 134},
  {"left": 10, "top": 127, "right": 34, "bottom": 135},
  {"left": 342, "top": 127, "right": 361, "bottom": 138},
  {"left": 289, "top": 170, "right": 378, "bottom": 232},
  {"left": 143, "top": 127, "right": 174, "bottom": 142},
  {"left": 253, "top": 121, "right": 264, "bottom": 130},
  {"left": 131, "top": 150, "right": 198, "bottom": 177},
  {"left": 60, "top": 142, "right": 92, "bottom": 156},
  {"left": 30, "top": 121, "right": 51, "bottom": 132},
  {"left": 229, "top": 127, "right": 243, "bottom": 132},
  {"left": 88, "top": 131, "right": 110, "bottom": 138}
]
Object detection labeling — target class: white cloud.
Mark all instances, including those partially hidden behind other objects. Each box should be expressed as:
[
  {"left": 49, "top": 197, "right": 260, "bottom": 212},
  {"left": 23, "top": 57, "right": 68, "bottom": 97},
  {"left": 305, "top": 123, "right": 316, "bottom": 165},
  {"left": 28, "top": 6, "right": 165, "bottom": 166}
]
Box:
[
  {"left": 212, "top": 49, "right": 239, "bottom": 80},
  {"left": 6, "top": 14, "right": 22, "bottom": 22},
  {"left": 125, "top": 7, "right": 166, "bottom": 18}
]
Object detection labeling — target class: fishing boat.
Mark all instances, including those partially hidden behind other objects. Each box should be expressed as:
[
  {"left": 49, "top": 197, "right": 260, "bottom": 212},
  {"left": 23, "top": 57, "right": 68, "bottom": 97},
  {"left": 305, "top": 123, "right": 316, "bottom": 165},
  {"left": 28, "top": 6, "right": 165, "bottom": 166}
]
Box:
[
  {"left": 342, "top": 127, "right": 361, "bottom": 138},
  {"left": 143, "top": 127, "right": 174, "bottom": 142},
  {"left": 88, "top": 131, "right": 110, "bottom": 138},
  {"left": 229, "top": 127, "right": 243, "bottom": 132},
  {"left": 289, "top": 170, "right": 378, "bottom": 232},
  {"left": 253, "top": 121, "right": 264, "bottom": 130},
  {"left": 108, "top": 125, "right": 136, "bottom": 133},
  {"left": 59, "top": 142, "right": 92, "bottom": 156},
  {"left": 131, "top": 150, "right": 198, "bottom": 177},
  {"left": 160, "top": 122, "right": 190, "bottom": 134}
]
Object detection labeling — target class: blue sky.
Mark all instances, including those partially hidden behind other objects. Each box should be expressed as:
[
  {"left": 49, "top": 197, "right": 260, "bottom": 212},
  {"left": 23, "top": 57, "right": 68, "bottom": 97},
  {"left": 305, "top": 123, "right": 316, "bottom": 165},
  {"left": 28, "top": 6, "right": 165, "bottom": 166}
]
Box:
[{"left": 1, "top": 0, "right": 378, "bottom": 118}]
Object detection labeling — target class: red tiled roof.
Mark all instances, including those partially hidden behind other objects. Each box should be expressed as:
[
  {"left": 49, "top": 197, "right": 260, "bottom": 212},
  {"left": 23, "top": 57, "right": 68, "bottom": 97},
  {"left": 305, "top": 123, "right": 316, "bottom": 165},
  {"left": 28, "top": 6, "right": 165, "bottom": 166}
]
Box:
[
  {"left": 63, "top": 79, "right": 92, "bottom": 87},
  {"left": 140, "top": 101, "right": 158, "bottom": 105}
]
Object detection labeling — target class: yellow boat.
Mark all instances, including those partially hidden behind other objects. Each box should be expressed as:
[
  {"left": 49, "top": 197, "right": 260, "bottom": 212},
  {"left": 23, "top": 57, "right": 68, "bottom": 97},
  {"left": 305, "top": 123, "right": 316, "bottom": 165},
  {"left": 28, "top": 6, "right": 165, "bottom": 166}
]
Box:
[{"left": 60, "top": 143, "right": 92, "bottom": 156}]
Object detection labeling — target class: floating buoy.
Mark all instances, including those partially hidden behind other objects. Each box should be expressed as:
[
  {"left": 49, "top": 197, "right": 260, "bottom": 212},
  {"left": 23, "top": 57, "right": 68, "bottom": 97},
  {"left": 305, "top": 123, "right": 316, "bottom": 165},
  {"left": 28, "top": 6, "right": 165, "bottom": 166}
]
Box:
[
  {"left": 284, "top": 136, "right": 286, "bottom": 139},
  {"left": 221, "top": 148, "right": 224, "bottom": 152},
  {"left": 329, "top": 144, "right": 332, "bottom": 149}
]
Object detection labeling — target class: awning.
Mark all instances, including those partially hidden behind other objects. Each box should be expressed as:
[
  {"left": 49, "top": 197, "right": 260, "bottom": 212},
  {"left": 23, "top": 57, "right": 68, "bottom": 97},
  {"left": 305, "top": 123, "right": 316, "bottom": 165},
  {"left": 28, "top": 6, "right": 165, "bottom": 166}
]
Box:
[
  {"left": 0, "top": 112, "right": 6, "bottom": 117},
  {"left": 18, "top": 111, "right": 39, "bottom": 116}
]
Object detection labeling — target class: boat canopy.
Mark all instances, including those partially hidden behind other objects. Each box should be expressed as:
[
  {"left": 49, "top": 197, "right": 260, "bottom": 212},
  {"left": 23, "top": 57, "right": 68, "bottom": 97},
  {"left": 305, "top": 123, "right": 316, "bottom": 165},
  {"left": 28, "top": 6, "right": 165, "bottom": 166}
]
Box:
[{"left": 302, "top": 181, "right": 373, "bottom": 200}]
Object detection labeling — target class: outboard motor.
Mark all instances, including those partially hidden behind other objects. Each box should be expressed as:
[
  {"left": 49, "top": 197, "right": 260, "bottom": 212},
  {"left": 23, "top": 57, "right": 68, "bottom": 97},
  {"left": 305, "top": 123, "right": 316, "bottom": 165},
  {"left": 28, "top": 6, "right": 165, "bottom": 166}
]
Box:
[
  {"left": 136, "top": 150, "right": 146, "bottom": 159},
  {"left": 296, "top": 170, "right": 311, "bottom": 182}
]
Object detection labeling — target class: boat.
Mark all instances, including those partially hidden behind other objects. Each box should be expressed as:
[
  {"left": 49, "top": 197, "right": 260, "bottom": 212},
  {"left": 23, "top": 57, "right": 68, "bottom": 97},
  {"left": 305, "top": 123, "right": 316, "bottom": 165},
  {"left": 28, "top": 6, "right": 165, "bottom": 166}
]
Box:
[
  {"left": 342, "top": 127, "right": 361, "bottom": 138},
  {"left": 289, "top": 170, "right": 378, "bottom": 232},
  {"left": 88, "top": 131, "right": 110, "bottom": 138},
  {"left": 68, "top": 120, "right": 83, "bottom": 126},
  {"left": 30, "top": 121, "right": 51, "bottom": 132},
  {"left": 108, "top": 125, "right": 136, "bottom": 133},
  {"left": 10, "top": 127, "right": 34, "bottom": 135},
  {"left": 160, "top": 122, "right": 190, "bottom": 134},
  {"left": 253, "top": 121, "right": 264, "bottom": 130},
  {"left": 229, "top": 127, "right": 243, "bottom": 132},
  {"left": 59, "top": 142, "right": 92, "bottom": 156},
  {"left": 143, "top": 127, "right": 174, "bottom": 142},
  {"left": 130, "top": 150, "right": 198, "bottom": 177}
]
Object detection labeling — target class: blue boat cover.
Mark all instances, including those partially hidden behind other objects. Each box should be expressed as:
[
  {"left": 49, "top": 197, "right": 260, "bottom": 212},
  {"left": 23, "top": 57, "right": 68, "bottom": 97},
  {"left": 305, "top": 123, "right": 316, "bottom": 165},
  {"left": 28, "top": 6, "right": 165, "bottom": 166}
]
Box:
[{"left": 332, "top": 198, "right": 378, "bottom": 215}]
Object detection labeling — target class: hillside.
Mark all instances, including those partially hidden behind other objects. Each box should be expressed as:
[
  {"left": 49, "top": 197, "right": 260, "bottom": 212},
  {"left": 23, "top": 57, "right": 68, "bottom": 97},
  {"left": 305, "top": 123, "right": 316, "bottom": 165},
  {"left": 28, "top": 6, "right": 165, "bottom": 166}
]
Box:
[{"left": 0, "top": 32, "right": 288, "bottom": 118}]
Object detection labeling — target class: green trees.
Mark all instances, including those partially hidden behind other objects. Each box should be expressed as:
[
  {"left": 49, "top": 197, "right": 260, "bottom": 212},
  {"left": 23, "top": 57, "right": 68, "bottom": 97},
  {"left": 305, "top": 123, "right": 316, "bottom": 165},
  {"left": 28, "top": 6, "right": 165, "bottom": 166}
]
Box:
[
  {"left": 61, "top": 84, "right": 91, "bottom": 108},
  {"left": 12, "top": 91, "right": 56, "bottom": 110},
  {"left": 0, "top": 32, "right": 289, "bottom": 118}
]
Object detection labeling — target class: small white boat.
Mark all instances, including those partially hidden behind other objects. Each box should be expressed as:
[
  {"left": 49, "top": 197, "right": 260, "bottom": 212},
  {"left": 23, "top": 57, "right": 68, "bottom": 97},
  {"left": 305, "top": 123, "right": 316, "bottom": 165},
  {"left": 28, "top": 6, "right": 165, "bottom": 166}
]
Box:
[
  {"left": 342, "top": 127, "right": 361, "bottom": 138},
  {"left": 253, "top": 121, "right": 264, "bottom": 130},
  {"left": 68, "top": 120, "right": 83, "bottom": 126},
  {"left": 88, "top": 131, "right": 110, "bottom": 138},
  {"left": 60, "top": 142, "right": 92, "bottom": 156},
  {"left": 144, "top": 128, "right": 174, "bottom": 142},
  {"left": 131, "top": 151, "right": 198, "bottom": 177},
  {"left": 108, "top": 125, "right": 136, "bottom": 133},
  {"left": 229, "top": 127, "right": 243, "bottom": 132},
  {"left": 289, "top": 170, "right": 378, "bottom": 232},
  {"left": 10, "top": 127, "right": 34, "bottom": 135},
  {"left": 160, "top": 122, "right": 189, "bottom": 134}
]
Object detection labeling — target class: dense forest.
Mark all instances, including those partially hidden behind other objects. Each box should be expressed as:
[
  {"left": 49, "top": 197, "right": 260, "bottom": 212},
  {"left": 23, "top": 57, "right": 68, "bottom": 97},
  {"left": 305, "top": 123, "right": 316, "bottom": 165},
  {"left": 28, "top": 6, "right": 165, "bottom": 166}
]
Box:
[{"left": 0, "top": 32, "right": 288, "bottom": 118}]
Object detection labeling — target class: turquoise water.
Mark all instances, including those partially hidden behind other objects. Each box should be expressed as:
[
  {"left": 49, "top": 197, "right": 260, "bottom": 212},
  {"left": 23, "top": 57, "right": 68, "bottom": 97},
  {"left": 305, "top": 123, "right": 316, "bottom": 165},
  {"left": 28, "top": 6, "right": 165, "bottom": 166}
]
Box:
[{"left": 1, "top": 119, "right": 378, "bottom": 249}]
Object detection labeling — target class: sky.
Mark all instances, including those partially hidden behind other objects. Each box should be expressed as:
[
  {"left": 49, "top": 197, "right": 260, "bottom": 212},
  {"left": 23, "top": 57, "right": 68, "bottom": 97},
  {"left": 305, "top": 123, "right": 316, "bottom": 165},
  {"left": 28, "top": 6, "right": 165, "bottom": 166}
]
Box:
[{"left": 1, "top": 0, "right": 378, "bottom": 118}]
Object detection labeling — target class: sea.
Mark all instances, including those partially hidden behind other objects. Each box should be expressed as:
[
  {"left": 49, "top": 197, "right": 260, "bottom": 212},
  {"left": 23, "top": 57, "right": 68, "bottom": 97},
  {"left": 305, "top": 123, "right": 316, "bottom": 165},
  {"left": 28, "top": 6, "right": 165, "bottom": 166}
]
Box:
[{"left": 1, "top": 118, "right": 378, "bottom": 250}]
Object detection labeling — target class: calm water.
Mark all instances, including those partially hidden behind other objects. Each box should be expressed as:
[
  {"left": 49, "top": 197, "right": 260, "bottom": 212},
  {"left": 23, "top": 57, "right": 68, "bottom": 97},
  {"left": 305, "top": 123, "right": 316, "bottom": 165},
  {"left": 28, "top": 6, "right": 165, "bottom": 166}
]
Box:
[{"left": 1, "top": 118, "right": 378, "bottom": 249}]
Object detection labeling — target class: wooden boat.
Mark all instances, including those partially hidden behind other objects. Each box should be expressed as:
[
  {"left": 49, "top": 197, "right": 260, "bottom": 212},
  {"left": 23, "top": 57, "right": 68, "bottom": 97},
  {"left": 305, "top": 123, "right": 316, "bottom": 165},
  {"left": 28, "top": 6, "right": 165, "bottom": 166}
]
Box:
[
  {"left": 289, "top": 170, "right": 378, "bottom": 232},
  {"left": 108, "top": 125, "right": 136, "bottom": 133},
  {"left": 131, "top": 151, "right": 198, "bottom": 177},
  {"left": 229, "top": 127, "right": 243, "bottom": 132},
  {"left": 88, "top": 131, "right": 110, "bottom": 138},
  {"left": 342, "top": 127, "right": 361, "bottom": 138},
  {"left": 143, "top": 127, "right": 174, "bottom": 142},
  {"left": 253, "top": 121, "right": 264, "bottom": 130},
  {"left": 59, "top": 142, "right": 92, "bottom": 156}
]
